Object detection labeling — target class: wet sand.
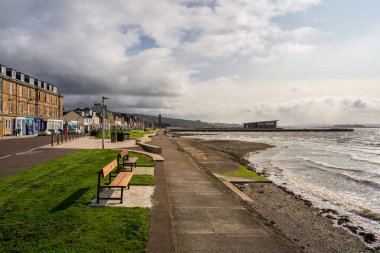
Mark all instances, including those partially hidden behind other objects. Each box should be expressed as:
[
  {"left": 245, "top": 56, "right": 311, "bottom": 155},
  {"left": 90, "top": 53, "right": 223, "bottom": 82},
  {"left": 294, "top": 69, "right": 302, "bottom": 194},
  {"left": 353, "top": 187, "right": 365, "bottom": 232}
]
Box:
[{"left": 178, "top": 137, "right": 377, "bottom": 253}]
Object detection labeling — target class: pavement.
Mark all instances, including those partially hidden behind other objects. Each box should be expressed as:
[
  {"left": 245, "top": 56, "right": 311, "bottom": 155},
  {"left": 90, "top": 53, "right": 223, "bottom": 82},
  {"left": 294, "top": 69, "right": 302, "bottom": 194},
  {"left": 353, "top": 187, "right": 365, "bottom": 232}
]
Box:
[{"left": 148, "top": 133, "right": 299, "bottom": 253}]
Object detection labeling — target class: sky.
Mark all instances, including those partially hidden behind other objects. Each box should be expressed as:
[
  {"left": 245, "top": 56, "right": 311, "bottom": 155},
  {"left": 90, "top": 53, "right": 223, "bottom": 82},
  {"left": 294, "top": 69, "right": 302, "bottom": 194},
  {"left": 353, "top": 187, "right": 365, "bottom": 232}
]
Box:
[{"left": 0, "top": 0, "right": 379, "bottom": 125}]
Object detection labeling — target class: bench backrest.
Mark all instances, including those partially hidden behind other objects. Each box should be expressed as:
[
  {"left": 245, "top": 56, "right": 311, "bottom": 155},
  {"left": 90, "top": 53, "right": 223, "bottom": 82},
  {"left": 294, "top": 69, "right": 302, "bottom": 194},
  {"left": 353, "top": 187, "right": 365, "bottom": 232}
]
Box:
[
  {"left": 101, "top": 160, "right": 118, "bottom": 178},
  {"left": 119, "top": 149, "right": 129, "bottom": 158}
]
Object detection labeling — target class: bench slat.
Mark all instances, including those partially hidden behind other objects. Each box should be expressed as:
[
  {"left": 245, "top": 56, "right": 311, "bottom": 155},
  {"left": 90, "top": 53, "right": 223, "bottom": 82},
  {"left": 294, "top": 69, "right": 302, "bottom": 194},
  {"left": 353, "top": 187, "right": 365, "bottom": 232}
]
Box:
[
  {"left": 109, "top": 172, "right": 133, "bottom": 187},
  {"left": 125, "top": 157, "right": 138, "bottom": 164},
  {"left": 102, "top": 160, "right": 118, "bottom": 177}
]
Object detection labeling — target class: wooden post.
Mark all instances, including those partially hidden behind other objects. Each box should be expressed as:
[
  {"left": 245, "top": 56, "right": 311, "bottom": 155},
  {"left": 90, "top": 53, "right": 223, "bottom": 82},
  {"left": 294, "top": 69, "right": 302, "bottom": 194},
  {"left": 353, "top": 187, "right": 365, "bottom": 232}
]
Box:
[
  {"left": 57, "top": 134, "right": 59, "bottom": 145},
  {"left": 51, "top": 134, "right": 54, "bottom": 146}
]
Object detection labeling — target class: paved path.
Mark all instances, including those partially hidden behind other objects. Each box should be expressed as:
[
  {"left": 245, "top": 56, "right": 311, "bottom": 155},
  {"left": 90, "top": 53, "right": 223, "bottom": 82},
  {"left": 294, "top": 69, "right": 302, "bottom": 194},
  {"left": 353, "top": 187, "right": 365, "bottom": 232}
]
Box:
[{"left": 148, "top": 134, "right": 298, "bottom": 253}]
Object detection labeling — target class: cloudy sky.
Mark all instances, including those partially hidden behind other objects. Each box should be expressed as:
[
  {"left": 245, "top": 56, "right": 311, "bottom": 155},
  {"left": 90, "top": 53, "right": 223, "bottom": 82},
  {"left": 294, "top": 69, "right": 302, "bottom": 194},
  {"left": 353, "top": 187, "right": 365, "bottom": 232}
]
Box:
[{"left": 0, "top": 0, "right": 379, "bottom": 125}]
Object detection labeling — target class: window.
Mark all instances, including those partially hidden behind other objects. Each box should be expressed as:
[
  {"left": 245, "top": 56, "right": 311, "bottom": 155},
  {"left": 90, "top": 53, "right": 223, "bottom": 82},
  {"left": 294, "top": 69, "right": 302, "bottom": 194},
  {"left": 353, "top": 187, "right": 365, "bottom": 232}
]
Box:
[
  {"left": 49, "top": 108, "right": 52, "bottom": 117},
  {"left": 43, "top": 107, "right": 46, "bottom": 116},
  {"left": 44, "top": 94, "right": 46, "bottom": 102},
  {"left": 0, "top": 79, "right": 3, "bottom": 92},
  {"left": 0, "top": 98, "right": 2, "bottom": 113},
  {"left": 28, "top": 88, "right": 31, "bottom": 99},
  {"left": 19, "top": 102, "right": 23, "bottom": 115},
  {"left": 19, "top": 86, "right": 22, "bottom": 97},
  {"left": 5, "top": 119, "right": 11, "bottom": 130},
  {"left": 27, "top": 104, "right": 31, "bottom": 116},
  {"left": 38, "top": 91, "right": 41, "bottom": 101},
  {"left": 9, "top": 83, "right": 13, "bottom": 95},
  {"left": 9, "top": 101, "right": 13, "bottom": 113}
]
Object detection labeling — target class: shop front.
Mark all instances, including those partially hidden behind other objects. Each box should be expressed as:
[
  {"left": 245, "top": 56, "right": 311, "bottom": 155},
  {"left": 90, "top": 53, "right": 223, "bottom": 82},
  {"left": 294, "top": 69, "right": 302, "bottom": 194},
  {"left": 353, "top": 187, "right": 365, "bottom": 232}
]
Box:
[
  {"left": 16, "top": 117, "right": 25, "bottom": 136},
  {"left": 24, "top": 117, "right": 36, "bottom": 135},
  {"left": 34, "top": 118, "right": 45, "bottom": 132},
  {"left": 47, "top": 119, "right": 63, "bottom": 131}
]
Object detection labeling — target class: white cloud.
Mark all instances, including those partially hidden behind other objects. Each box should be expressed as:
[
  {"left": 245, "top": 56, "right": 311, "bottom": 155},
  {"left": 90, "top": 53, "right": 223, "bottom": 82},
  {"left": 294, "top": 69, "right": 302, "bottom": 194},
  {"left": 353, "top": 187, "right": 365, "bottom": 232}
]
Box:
[{"left": 0, "top": 0, "right": 378, "bottom": 125}]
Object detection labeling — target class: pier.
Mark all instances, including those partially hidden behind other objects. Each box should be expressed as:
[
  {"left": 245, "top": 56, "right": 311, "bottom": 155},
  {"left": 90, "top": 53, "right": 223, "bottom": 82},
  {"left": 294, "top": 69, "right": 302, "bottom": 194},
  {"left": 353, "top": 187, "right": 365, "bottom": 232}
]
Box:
[{"left": 168, "top": 128, "right": 354, "bottom": 132}]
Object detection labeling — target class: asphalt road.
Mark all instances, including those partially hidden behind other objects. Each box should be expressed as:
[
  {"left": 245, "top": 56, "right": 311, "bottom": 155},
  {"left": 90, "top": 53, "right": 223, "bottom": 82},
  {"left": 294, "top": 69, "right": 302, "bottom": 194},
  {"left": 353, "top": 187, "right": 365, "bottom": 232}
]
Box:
[
  {"left": 0, "top": 136, "right": 81, "bottom": 179},
  {"left": 0, "top": 136, "right": 51, "bottom": 157}
]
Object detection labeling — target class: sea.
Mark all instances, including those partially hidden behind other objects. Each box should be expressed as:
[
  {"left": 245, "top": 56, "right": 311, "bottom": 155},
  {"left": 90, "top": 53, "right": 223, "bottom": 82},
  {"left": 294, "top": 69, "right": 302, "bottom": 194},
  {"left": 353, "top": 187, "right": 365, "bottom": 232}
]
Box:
[{"left": 188, "top": 128, "right": 380, "bottom": 246}]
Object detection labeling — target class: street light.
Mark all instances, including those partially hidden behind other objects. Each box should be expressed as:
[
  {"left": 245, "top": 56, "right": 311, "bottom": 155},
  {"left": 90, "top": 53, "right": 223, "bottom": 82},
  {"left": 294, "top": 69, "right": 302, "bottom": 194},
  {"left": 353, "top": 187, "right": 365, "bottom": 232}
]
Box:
[{"left": 101, "top": 96, "right": 109, "bottom": 149}]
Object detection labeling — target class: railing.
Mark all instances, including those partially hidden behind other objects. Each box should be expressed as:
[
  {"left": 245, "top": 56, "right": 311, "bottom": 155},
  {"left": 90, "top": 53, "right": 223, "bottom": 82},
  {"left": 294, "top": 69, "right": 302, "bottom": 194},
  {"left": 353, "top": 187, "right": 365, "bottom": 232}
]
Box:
[{"left": 51, "top": 132, "right": 86, "bottom": 146}]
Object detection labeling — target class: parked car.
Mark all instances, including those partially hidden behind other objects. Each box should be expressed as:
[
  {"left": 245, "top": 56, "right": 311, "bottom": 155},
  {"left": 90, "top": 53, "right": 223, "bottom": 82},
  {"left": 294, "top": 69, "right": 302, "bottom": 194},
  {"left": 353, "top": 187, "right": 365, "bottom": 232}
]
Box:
[
  {"left": 68, "top": 128, "right": 81, "bottom": 134},
  {"left": 50, "top": 129, "right": 62, "bottom": 135},
  {"left": 38, "top": 129, "right": 54, "bottom": 136}
]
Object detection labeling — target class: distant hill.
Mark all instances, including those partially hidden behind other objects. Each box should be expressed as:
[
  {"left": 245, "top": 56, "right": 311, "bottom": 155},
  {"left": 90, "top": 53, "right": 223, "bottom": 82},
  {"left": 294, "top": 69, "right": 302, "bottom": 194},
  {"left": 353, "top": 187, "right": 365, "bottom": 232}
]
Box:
[
  {"left": 332, "top": 124, "right": 380, "bottom": 128},
  {"left": 131, "top": 114, "right": 241, "bottom": 129}
]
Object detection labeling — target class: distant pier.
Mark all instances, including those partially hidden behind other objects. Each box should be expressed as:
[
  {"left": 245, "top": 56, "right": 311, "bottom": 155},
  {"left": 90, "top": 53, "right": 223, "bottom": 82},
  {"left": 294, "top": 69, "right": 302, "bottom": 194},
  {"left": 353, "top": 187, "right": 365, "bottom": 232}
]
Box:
[{"left": 168, "top": 128, "right": 354, "bottom": 132}]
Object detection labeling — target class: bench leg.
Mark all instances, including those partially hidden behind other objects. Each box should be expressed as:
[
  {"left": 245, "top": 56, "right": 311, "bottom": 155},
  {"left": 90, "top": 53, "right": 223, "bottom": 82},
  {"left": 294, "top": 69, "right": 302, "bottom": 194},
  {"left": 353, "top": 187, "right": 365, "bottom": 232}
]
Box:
[{"left": 120, "top": 188, "right": 124, "bottom": 204}]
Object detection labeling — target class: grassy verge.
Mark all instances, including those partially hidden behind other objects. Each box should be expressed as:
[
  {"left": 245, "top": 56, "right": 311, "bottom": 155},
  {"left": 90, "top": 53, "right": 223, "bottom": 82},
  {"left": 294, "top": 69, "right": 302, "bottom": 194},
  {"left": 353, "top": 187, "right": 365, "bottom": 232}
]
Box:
[
  {"left": 131, "top": 175, "right": 155, "bottom": 186},
  {"left": 130, "top": 151, "right": 155, "bottom": 167},
  {"left": 0, "top": 149, "right": 150, "bottom": 252},
  {"left": 96, "top": 130, "right": 155, "bottom": 140},
  {"left": 223, "top": 165, "right": 271, "bottom": 182}
]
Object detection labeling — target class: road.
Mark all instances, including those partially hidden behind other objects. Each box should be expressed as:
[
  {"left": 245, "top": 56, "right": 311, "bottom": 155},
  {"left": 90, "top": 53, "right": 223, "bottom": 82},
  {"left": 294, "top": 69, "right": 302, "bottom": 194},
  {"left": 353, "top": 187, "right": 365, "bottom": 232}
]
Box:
[
  {"left": 0, "top": 136, "right": 81, "bottom": 179},
  {"left": 0, "top": 136, "right": 51, "bottom": 157}
]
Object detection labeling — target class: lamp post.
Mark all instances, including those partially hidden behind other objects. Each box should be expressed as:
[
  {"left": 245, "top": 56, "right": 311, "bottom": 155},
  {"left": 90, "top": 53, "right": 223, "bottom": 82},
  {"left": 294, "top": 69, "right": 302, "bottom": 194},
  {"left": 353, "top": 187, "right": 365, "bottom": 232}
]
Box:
[{"left": 101, "top": 96, "right": 109, "bottom": 149}]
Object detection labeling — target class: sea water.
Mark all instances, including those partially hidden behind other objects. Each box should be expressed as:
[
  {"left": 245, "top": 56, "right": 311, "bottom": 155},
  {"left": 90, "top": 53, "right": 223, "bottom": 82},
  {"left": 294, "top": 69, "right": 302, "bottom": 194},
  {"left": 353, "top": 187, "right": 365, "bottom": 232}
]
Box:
[{"left": 189, "top": 129, "right": 380, "bottom": 246}]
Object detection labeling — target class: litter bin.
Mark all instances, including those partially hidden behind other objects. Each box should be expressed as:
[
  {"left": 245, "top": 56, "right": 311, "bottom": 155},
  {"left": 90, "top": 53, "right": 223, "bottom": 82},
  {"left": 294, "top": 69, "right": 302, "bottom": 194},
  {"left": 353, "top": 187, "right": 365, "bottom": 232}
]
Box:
[
  {"left": 117, "top": 132, "right": 124, "bottom": 142},
  {"left": 124, "top": 133, "right": 130, "bottom": 140},
  {"left": 111, "top": 132, "right": 117, "bottom": 143}
]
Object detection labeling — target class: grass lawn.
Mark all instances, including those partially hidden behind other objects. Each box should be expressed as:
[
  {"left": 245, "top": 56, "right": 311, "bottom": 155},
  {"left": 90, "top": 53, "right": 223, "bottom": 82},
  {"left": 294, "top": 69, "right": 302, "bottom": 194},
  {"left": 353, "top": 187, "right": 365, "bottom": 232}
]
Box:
[
  {"left": 131, "top": 175, "right": 155, "bottom": 186},
  {"left": 0, "top": 149, "right": 150, "bottom": 252},
  {"left": 96, "top": 130, "right": 154, "bottom": 140},
  {"left": 129, "top": 151, "right": 155, "bottom": 167},
  {"left": 223, "top": 165, "right": 271, "bottom": 182}
]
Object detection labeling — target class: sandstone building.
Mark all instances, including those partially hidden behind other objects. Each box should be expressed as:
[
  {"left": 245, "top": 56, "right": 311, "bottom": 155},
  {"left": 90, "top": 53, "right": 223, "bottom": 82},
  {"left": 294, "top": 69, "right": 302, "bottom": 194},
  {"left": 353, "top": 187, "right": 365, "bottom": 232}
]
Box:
[{"left": 0, "top": 64, "right": 64, "bottom": 137}]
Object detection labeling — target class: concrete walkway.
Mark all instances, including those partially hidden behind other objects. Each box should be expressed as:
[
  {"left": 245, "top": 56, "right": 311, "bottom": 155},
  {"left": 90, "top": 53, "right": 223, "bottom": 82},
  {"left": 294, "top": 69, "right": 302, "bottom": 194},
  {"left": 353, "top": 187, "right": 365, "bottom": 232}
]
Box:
[{"left": 148, "top": 134, "right": 298, "bottom": 253}]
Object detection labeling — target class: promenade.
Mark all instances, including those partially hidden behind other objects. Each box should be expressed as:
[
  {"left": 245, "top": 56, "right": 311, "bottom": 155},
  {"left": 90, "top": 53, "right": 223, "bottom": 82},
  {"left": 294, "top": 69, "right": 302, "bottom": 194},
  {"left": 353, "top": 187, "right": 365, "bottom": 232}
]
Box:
[
  {"left": 1, "top": 133, "right": 299, "bottom": 252},
  {"left": 148, "top": 134, "right": 299, "bottom": 253}
]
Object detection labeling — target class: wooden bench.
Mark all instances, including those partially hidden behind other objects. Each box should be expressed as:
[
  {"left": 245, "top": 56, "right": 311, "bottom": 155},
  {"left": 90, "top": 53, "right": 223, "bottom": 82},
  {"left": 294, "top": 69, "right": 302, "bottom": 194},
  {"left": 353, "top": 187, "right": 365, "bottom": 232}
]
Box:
[
  {"left": 118, "top": 150, "right": 138, "bottom": 172},
  {"left": 96, "top": 159, "right": 133, "bottom": 204}
]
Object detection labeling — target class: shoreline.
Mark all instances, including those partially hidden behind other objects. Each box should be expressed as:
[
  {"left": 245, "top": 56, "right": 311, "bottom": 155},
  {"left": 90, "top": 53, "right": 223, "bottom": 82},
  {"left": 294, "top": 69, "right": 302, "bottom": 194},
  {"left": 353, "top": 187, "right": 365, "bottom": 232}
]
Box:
[{"left": 175, "top": 136, "right": 377, "bottom": 252}]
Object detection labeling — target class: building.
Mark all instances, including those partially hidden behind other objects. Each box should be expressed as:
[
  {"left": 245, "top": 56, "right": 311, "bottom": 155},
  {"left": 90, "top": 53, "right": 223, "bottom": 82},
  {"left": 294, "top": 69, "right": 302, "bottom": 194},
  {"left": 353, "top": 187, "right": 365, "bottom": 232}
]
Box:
[
  {"left": 90, "top": 103, "right": 113, "bottom": 130},
  {"left": 63, "top": 111, "right": 83, "bottom": 132},
  {"left": 243, "top": 120, "right": 278, "bottom": 129},
  {"left": 0, "top": 64, "right": 64, "bottom": 137}
]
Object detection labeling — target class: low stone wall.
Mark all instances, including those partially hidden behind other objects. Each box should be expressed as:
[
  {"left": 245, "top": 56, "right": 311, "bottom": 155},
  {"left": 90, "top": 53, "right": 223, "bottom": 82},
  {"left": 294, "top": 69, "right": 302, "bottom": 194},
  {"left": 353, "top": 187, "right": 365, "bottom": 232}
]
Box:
[{"left": 136, "top": 142, "right": 162, "bottom": 154}]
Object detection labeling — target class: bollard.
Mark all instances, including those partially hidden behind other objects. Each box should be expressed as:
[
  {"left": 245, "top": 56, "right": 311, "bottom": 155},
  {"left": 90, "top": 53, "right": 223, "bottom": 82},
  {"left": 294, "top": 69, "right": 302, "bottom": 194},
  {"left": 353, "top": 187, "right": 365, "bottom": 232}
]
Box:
[
  {"left": 51, "top": 134, "right": 54, "bottom": 146},
  {"left": 57, "top": 134, "right": 59, "bottom": 145}
]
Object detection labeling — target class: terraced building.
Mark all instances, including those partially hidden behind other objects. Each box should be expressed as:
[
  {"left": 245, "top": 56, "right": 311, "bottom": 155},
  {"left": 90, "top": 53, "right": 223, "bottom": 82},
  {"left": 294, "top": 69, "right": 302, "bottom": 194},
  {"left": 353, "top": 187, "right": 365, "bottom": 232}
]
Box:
[{"left": 0, "top": 64, "right": 64, "bottom": 137}]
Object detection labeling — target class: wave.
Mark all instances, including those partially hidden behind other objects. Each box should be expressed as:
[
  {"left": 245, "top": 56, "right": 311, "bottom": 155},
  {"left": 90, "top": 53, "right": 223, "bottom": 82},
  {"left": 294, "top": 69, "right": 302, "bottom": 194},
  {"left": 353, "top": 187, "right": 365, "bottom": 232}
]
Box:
[
  {"left": 339, "top": 173, "right": 380, "bottom": 189},
  {"left": 295, "top": 156, "right": 363, "bottom": 173},
  {"left": 350, "top": 155, "right": 380, "bottom": 166},
  {"left": 288, "top": 156, "right": 380, "bottom": 189}
]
